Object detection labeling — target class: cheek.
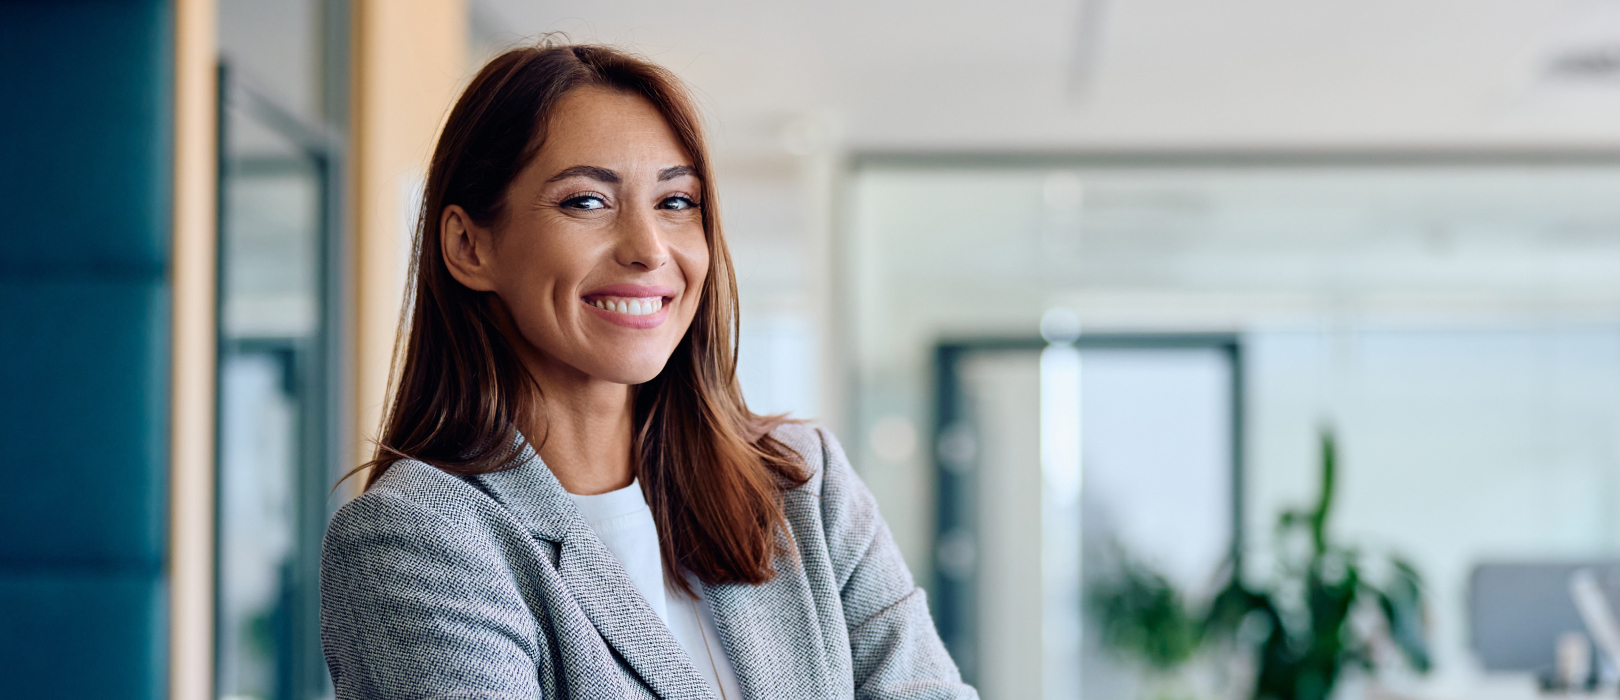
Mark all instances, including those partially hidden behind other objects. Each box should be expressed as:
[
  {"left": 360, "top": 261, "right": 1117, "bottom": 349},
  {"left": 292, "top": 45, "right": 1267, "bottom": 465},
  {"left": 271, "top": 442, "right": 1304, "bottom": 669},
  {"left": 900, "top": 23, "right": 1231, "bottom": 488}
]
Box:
[
  {"left": 492, "top": 229, "right": 587, "bottom": 331},
  {"left": 676, "top": 232, "right": 711, "bottom": 301}
]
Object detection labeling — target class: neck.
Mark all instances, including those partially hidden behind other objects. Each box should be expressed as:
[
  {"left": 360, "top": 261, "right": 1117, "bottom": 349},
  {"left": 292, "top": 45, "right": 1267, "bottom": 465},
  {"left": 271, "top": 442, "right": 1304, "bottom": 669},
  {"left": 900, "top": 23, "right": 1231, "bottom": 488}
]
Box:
[{"left": 517, "top": 349, "right": 637, "bottom": 497}]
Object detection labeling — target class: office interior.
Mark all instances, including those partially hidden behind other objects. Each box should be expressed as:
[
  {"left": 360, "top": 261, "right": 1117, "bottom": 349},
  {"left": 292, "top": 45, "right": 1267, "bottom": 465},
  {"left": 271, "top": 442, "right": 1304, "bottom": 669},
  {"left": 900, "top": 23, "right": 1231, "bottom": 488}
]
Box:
[{"left": 9, "top": 1, "right": 1620, "bottom": 699}]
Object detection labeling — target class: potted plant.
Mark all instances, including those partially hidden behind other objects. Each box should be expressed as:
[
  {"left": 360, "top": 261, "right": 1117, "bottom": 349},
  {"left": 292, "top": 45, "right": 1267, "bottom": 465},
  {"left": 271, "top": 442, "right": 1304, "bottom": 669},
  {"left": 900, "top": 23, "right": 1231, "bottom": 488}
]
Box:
[
  {"left": 1089, "top": 550, "right": 1204, "bottom": 700},
  {"left": 1091, "top": 429, "right": 1432, "bottom": 700}
]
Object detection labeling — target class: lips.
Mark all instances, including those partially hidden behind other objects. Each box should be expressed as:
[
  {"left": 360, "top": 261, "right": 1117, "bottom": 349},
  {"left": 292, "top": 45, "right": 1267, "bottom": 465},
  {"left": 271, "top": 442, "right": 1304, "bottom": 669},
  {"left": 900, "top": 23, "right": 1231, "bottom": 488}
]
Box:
[{"left": 580, "top": 284, "right": 676, "bottom": 329}]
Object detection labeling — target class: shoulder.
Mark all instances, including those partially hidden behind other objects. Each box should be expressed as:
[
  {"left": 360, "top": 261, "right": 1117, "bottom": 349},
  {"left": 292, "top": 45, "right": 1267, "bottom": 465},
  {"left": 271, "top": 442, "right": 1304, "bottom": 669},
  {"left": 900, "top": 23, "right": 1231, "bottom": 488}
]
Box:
[
  {"left": 767, "top": 421, "right": 855, "bottom": 495},
  {"left": 368, "top": 456, "right": 483, "bottom": 499},
  {"left": 767, "top": 421, "right": 873, "bottom": 520},
  {"left": 322, "top": 459, "right": 540, "bottom": 613},
  {"left": 326, "top": 459, "right": 508, "bottom": 550}
]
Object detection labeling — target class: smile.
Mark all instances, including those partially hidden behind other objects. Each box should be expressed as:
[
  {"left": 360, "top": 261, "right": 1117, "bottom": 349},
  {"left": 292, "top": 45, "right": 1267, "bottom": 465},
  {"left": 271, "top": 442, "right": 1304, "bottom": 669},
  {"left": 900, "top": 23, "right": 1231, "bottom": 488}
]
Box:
[
  {"left": 580, "top": 284, "right": 678, "bottom": 329},
  {"left": 587, "top": 296, "right": 663, "bottom": 316}
]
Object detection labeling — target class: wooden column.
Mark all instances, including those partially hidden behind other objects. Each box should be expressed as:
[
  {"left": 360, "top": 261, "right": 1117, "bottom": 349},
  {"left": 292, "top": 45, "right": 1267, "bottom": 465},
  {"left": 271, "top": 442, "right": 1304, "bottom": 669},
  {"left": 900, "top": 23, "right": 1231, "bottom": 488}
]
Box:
[
  {"left": 350, "top": 0, "right": 468, "bottom": 486},
  {"left": 169, "top": 0, "right": 218, "bottom": 697}
]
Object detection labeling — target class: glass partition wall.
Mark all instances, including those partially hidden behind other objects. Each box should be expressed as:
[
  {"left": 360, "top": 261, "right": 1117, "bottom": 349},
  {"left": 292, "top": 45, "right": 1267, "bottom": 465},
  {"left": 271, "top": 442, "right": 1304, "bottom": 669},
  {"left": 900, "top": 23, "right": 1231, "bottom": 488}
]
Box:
[
  {"left": 846, "top": 158, "right": 1620, "bottom": 700},
  {"left": 931, "top": 334, "right": 1239, "bottom": 699},
  {"left": 215, "top": 68, "right": 343, "bottom": 700},
  {"left": 214, "top": 2, "right": 348, "bottom": 698}
]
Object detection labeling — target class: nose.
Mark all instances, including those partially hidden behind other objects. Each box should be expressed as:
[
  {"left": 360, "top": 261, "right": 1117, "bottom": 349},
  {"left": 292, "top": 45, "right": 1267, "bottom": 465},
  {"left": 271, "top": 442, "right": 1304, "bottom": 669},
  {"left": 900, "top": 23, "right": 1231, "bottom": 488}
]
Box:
[{"left": 614, "top": 202, "right": 672, "bottom": 271}]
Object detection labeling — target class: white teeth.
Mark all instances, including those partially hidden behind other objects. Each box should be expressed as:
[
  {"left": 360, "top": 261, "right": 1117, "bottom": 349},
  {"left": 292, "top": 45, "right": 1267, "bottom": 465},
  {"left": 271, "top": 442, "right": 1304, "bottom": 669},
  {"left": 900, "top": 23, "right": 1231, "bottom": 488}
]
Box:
[{"left": 588, "top": 297, "right": 665, "bottom": 315}]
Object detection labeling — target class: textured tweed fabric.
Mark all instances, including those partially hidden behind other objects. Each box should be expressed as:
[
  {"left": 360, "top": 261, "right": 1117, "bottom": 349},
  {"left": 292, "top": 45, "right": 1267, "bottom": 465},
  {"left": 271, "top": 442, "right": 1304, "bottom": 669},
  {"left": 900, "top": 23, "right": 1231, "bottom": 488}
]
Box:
[{"left": 320, "top": 423, "right": 979, "bottom": 699}]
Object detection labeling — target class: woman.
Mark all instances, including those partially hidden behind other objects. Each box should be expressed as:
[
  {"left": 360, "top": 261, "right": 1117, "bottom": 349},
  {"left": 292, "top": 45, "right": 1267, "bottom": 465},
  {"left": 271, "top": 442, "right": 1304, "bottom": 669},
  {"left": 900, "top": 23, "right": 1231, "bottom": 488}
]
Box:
[{"left": 320, "top": 43, "right": 976, "bottom": 700}]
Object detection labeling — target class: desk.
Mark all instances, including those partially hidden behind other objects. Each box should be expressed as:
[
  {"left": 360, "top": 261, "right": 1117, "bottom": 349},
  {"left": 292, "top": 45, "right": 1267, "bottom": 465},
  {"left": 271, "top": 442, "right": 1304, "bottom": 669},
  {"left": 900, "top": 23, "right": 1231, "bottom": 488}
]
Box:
[{"left": 1369, "top": 675, "right": 1611, "bottom": 700}]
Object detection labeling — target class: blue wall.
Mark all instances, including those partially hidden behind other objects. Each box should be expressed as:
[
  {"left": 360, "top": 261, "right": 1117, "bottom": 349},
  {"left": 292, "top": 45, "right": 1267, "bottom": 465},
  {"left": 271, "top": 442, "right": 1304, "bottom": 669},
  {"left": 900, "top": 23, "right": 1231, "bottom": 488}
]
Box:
[{"left": 0, "top": 1, "right": 173, "bottom": 698}]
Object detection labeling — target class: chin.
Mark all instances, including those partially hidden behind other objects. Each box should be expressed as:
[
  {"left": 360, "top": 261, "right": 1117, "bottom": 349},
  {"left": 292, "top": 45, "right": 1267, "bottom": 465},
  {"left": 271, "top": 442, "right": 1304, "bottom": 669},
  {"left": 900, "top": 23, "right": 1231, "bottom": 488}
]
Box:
[
  {"left": 588, "top": 354, "right": 672, "bottom": 386},
  {"left": 610, "top": 367, "right": 667, "bottom": 386}
]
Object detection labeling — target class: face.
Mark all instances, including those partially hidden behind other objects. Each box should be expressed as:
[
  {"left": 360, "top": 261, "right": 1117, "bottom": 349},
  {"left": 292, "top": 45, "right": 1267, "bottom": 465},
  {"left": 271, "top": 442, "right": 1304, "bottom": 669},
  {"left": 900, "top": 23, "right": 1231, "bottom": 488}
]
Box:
[{"left": 441, "top": 87, "right": 710, "bottom": 386}]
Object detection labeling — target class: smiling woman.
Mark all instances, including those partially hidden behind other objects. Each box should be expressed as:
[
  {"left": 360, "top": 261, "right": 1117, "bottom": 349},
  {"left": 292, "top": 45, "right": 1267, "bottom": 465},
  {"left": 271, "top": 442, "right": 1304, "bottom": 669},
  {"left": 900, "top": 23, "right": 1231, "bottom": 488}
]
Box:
[{"left": 319, "top": 43, "right": 977, "bottom": 700}]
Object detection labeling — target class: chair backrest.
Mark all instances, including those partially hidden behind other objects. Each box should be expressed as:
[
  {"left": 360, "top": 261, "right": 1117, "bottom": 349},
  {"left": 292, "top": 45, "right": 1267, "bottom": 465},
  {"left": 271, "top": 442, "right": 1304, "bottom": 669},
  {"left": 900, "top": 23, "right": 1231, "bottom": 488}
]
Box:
[{"left": 1470, "top": 561, "right": 1620, "bottom": 671}]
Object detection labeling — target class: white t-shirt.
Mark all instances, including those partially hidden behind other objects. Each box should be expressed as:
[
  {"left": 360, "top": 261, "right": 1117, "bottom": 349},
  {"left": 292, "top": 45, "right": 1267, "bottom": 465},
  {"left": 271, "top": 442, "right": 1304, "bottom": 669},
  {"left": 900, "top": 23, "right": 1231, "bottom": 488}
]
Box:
[{"left": 567, "top": 480, "right": 744, "bottom": 700}]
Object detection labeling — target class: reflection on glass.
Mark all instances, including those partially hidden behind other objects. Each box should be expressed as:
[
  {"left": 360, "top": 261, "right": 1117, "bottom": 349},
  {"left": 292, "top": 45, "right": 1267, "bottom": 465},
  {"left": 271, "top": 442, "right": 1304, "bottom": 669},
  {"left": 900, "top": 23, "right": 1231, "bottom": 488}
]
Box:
[
  {"left": 1076, "top": 347, "right": 1233, "bottom": 700},
  {"left": 944, "top": 342, "right": 1234, "bottom": 699},
  {"left": 218, "top": 353, "right": 298, "bottom": 698},
  {"left": 216, "top": 82, "right": 328, "bottom": 700}
]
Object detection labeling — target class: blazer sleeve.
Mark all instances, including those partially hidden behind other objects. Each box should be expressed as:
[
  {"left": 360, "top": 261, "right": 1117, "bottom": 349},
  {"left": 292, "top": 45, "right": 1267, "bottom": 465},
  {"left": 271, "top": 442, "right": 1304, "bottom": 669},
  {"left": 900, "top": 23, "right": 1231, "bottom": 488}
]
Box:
[
  {"left": 814, "top": 427, "right": 980, "bottom": 700},
  {"left": 320, "top": 488, "right": 543, "bottom": 700}
]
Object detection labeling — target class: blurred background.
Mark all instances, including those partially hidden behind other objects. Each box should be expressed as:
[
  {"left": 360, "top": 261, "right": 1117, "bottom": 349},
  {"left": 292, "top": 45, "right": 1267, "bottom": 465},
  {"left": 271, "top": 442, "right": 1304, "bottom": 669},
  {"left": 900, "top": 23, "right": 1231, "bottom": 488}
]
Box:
[{"left": 11, "top": 1, "right": 1620, "bottom": 699}]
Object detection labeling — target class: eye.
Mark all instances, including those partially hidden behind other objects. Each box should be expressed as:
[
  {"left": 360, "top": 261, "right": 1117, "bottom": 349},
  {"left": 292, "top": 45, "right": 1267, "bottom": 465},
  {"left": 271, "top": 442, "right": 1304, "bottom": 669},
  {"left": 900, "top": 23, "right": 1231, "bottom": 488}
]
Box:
[
  {"left": 659, "top": 195, "right": 699, "bottom": 211},
  {"left": 560, "top": 194, "right": 607, "bottom": 211}
]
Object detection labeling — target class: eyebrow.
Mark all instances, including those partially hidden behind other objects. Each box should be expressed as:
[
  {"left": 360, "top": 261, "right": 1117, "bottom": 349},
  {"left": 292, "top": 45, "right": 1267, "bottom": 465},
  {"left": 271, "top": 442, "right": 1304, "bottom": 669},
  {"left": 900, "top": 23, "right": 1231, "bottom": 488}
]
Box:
[
  {"left": 658, "top": 165, "right": 697, "bottom": 181},
  {"left": 546, "top": 165, "right": 619, "bottom": 184},
  {"left": 544, "top": 164, "right": 698, "bottom": 184}
]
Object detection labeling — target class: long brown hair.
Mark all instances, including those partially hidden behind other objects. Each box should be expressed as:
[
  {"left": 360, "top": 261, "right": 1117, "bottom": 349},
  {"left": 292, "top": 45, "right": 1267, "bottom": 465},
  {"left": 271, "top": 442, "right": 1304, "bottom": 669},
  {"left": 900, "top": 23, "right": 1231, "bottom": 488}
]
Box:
[{"left": 359, "top": 43, "right": 807, "bottom": 592}]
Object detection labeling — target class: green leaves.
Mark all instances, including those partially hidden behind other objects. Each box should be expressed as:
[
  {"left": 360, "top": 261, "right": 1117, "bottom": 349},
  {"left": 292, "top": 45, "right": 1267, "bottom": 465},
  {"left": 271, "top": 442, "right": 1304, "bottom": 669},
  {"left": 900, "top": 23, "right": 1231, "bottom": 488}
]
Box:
[
  {"left": 1089, "top": 550, "right": 1203, "bottom": 671},
  {"left": 1091, "top": 427, "right": 1433, "bottom": 700},
  {"left": 1310, "top": 430, "right": 1337, "bottom": 557},
  {"left": 1375, "top": 557, "right": 1432, "bottom": 673}
]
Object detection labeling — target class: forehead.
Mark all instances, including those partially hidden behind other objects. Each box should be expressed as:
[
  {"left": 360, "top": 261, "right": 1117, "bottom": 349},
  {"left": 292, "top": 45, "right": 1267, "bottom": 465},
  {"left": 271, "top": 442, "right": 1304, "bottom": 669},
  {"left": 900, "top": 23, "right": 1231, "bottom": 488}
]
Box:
[{"left": 535, "top": 86, "right": 693, "bottom": 170}]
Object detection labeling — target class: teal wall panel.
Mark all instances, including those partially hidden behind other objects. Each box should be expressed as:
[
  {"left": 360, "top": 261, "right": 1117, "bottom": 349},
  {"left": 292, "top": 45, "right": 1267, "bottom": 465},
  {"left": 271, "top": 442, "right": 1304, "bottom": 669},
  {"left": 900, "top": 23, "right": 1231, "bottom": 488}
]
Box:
[
  {"left": 0, "top": 280, "right": 168, "bottom": 564},
  {"left": 0, "top": 572, "right": 167, "bottom": 699},
  {"left": 0, "top": 1, "right": 172, "bottom": 272},
  {"left": 0, "top": 1, "right": 175, "bottom": 699}
]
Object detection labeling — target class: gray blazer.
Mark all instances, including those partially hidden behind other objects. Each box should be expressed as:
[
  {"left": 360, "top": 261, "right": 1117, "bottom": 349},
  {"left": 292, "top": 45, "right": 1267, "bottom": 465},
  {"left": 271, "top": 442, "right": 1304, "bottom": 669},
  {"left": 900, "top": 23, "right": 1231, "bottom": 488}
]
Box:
[{"left": 320, "top": 423, "right": 978, "bottom": 699}]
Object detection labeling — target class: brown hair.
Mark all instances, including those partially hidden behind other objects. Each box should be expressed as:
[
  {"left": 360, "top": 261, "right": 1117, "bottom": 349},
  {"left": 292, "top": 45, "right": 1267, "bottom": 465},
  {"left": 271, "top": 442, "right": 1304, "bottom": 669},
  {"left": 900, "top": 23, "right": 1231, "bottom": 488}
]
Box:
[{"left": 358, "top": 43, "right": 807, "bottom": 593}]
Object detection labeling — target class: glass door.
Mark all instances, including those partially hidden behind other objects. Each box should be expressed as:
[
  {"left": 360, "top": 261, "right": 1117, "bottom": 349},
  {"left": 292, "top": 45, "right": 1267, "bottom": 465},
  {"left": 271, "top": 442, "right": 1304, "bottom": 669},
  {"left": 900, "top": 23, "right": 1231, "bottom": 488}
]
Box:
[
  {"left": 932, "top": 333, "right": 1240, "bottom": 699},
  {"left": 214, "top": 64, "right": 343, "bottom": 700}
]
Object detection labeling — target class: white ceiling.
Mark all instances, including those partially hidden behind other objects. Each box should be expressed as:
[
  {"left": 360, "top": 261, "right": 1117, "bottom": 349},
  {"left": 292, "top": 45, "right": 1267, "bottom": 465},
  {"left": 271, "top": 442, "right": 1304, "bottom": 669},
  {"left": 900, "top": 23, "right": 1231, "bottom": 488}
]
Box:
[{"left": 474, "top": 0, "right": 1620, "bottom": 158}]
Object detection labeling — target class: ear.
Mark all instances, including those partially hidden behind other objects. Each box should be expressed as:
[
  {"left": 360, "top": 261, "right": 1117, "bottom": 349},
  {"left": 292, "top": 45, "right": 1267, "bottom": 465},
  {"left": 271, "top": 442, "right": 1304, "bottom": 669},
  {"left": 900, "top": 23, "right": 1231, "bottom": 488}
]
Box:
[{"left": 441, "top": 204, "right": 498, "bottom": 292}]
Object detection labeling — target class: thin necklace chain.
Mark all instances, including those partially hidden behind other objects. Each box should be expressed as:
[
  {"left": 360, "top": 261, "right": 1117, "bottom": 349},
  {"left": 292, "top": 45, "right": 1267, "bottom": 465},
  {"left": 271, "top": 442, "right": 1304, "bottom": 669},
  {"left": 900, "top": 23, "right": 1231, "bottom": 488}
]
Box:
[{"left": 689, "top": 596, "right": 729, "bottom": 700}]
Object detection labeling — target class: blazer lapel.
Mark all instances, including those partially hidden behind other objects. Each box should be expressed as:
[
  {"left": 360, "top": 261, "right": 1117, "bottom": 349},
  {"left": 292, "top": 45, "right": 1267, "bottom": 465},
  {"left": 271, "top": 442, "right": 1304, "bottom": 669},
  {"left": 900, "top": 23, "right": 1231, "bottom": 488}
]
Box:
[{"left": 472, "top": 442, "right": 716, "bottom": 700}]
